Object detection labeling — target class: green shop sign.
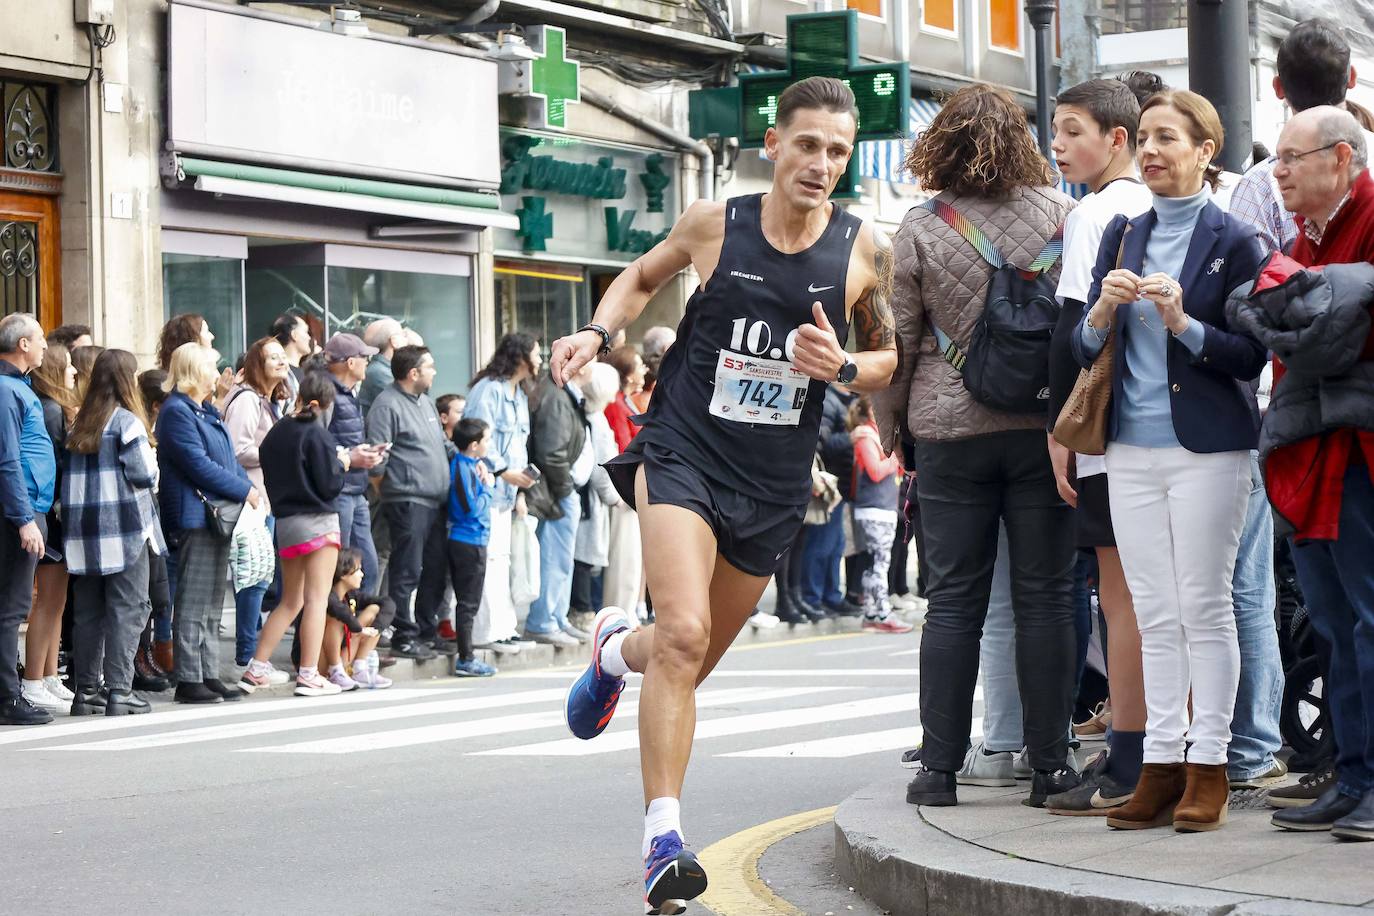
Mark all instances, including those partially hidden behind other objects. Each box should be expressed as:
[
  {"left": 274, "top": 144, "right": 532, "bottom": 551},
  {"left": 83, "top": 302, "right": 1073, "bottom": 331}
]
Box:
[{"left": 496, "top": 130, "right": 677, "bottom": 262}]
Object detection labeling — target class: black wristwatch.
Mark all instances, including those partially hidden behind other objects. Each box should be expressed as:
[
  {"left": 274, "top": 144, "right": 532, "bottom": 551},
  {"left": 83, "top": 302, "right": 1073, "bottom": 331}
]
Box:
[
  {"left": 836, "top": 356, "right": 858, "bottom": 385},
  {"left": 578, "top": 323, "right": 613, "bottom": 355}
]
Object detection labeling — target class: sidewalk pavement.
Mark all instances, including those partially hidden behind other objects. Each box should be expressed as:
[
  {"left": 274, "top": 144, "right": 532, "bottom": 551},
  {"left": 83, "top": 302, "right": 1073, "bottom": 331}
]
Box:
[{"left": 836, "top": 775, "right": 1374, "bottom": 916}]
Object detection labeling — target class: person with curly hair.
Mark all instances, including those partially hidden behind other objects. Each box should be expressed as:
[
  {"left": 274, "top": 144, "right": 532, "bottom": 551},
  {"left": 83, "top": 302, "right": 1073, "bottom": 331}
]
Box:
[{"left": 872, "top": 83, "right": 1081, "bottom": 810}]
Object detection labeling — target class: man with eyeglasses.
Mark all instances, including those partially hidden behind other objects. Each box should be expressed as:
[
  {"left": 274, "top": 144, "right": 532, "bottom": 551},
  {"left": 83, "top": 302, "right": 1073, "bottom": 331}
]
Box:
[
  {"left": 1230, "top": 18, "right": 1374, "bottom": 255},
  {"left": 1261, "top": 105, "right": 1374, "bottom": 840}
]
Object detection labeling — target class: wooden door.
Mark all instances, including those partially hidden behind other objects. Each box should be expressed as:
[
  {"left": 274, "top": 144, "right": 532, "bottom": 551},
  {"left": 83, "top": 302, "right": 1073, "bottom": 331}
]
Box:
[{"left": 0, "top": 190, "right": 61, "bottom": 330}]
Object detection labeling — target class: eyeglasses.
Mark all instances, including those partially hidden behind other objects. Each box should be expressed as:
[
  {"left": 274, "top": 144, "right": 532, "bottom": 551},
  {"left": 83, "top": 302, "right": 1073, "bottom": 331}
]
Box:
[{"left": 1276, "top": 142, "right": 1341, "bottom": 167}]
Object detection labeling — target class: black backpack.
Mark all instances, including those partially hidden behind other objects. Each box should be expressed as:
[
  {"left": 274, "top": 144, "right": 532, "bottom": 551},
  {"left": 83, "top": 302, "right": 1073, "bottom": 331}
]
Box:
[{"left": 923, "top": 198, "right": 1064, "bottom": 414}]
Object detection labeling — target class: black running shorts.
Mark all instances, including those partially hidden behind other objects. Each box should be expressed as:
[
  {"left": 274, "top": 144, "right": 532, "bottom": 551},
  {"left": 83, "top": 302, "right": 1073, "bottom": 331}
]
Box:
[{"left": 606, "top": 442, "right": 807, "bottom": 578}]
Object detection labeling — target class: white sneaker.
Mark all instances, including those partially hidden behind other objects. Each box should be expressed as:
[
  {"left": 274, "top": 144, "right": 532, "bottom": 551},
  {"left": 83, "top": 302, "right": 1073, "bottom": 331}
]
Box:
[
  {"left": 888, "top": 593, "right": 917, "bottom": 611},
  {"left": 294, "top": 671, "right": 343, "bottom": 697},
  {"left": 327, "top": 667, "right": 360, "bottom": 692},
  {"left": 21, "top": 680, "right": 63, "bottom": 712},
  {"left": 367, "top": 655, "right": 393, "bottom": 690},
  {"left": 42, "top": 676, "right": 74, "bottom": 702},
  {"left": 749, "top": 611, "right": 779, "bottom": 629}
]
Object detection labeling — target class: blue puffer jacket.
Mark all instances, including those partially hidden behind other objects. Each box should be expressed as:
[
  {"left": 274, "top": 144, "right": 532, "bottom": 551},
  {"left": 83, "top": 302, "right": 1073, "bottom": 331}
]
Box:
[
  {"left": 156, "top": 391, "right": 252, "bottom": 535},
  {"left": 327, "top": 374, "right": 368, "bottom": 496}
]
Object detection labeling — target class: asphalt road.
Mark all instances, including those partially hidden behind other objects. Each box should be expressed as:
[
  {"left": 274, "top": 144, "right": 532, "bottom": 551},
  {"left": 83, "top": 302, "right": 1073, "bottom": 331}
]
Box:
[{"left": 1, "top": 630, "right": 935, "bottom": 915}]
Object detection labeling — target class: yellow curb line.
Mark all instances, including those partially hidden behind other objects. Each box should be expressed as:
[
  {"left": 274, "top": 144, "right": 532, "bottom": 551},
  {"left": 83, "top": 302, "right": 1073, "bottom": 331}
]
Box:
[
  {"left": 697, "top": 805, "right": 839, "bottom": 916},
  {"left": 730, "top": 632, "right": 867, "bottom": 652}
]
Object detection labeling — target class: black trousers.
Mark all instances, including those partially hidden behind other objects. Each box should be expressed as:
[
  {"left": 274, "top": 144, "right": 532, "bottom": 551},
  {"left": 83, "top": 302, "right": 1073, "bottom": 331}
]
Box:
[
  {"left": 913, "top": 429, "right": 1076, "bottom": 773},
  {"left": 385, "top": 501, "right": 446, "bottom": 644},
  {"left": 0, "top": 515, "right": 43, "bottom": 700},
  {"left": 445, "top": 541, "right": 487, "bottom": 660}
]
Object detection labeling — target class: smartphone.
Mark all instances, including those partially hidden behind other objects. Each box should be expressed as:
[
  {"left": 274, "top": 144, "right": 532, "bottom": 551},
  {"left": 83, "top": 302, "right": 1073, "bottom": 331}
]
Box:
[
  {"left": 42, "top": 544, "right": 63, "bottom": 564},
  {"left": 524, "top": 465, "right": 542, "bottom": 482},
  {"left": 374, "top": 442, "right": 393, "bottom": 455}
]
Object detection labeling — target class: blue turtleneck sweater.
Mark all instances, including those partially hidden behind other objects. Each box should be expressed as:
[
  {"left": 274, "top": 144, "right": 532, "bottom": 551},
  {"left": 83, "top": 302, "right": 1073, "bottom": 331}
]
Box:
[{"left": 1080, "top": 185, "right": 1211, "bottom": 448}]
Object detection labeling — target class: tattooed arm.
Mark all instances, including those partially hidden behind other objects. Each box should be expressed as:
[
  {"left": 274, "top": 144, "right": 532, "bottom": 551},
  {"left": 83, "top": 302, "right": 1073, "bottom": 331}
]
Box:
[
  {"left": 846, "top": 223, "right": 898, "bottom": 393},
  {"left": 790, "top": 221, "right": 897, "bottom": 391}
]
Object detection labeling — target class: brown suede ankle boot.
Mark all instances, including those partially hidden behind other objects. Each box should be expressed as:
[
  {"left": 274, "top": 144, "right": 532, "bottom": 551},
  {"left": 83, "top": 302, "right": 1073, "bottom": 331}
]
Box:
[
  {"left": 1106, "top": 763, "right": 1186, "bottom": 830},
  {"left": 154, "top": 639, "right": 174, "bottom": 674},
  {"left": 1173, "top": 763, "right": 1230, "bottom": 832}
]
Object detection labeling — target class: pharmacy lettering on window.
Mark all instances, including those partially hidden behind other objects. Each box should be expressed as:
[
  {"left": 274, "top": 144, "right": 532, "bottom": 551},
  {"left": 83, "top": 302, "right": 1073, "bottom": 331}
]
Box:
[{"left": 495, "top": 129, "right": 678, "bottom": 262}]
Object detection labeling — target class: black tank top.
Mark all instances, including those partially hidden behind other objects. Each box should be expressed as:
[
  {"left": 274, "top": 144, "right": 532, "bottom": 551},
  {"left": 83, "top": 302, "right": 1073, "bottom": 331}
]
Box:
[{"left": 635, "top": 193, "right": 863, "bottom": 505}]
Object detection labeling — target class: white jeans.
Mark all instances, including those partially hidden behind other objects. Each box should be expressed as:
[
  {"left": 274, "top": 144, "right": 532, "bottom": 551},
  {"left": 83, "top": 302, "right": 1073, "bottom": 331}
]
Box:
[
  {"left": 472, "top": 509, "right": 517, "bottom": 646},
  {"left": 1105, "top": 443, "right": 1249, "bottom": 765}
]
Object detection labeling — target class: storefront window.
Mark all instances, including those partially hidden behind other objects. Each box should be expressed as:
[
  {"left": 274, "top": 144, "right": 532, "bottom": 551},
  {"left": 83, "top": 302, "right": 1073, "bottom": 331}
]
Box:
[
  {"left": 162, "top": 253, "right": 244, "bottom": 369},
  {"left": 326, "top": 266, "right": 474, "bottom": 397},
  {"left": 494, "top": 262, "right": 587, "bottom": 355},
  {"left": 245, "top": 264, "right": 326, "bottom": 348}
]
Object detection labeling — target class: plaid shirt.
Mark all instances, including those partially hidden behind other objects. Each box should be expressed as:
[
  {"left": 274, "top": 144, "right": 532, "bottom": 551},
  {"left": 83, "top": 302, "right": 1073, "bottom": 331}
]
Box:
[
  {"left": 1228, "top": 157, "right": 1297, "bottom": 254},
  {"left": 62, "top": 408, "right": 166, "bottom": 576}
]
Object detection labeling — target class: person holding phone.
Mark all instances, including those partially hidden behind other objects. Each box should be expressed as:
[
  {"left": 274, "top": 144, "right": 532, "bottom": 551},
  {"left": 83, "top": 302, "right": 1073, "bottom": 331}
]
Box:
[
  {"left": 464, "top": 334, "right": 541, "bottom": 654},
  {"left": 324, "top": 333, "right": 386, "bottom": 592}
]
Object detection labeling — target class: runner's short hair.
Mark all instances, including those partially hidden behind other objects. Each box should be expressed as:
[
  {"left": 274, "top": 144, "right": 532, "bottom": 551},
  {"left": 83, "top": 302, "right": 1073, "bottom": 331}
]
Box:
[
  {"left": 776, "top": 76, "right": 858, "bottom": 132},
  {"left": 1057, "top": 79, "right": 1141, "bottom": 150}
]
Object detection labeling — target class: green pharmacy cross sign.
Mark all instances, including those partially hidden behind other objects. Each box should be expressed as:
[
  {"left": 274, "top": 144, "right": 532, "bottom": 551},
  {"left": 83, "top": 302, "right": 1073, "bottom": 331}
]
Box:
[
  {"left": 530, "top": 26, "right": 580, "bottom": 129},
  {"left": 689, "top": 11, "right": 909, "bottom": 149}
]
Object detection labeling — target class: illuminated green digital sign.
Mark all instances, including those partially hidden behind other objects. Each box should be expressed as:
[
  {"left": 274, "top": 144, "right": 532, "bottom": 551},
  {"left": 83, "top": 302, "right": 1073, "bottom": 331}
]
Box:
[{"left": 737, "top": 11, "right": 909, "bottom": 148}]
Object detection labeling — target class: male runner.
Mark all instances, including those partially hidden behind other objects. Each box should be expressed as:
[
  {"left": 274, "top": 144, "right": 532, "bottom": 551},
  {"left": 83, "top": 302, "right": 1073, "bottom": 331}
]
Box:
[{"left": 549, "top": 76, "right": 897, "bottom": 914}]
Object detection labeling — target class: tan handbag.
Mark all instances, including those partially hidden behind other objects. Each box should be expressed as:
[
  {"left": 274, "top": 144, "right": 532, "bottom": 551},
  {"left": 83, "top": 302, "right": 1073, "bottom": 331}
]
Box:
[{"left": 1052, "top": 227, "right": 1131, "bottom": 456}]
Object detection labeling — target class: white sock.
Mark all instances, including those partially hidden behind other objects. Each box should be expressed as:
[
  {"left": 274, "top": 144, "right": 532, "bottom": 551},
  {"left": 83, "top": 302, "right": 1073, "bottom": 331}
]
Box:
[
  {"left": 22, "top": 678, "right": 44, "bottom": 693},
  {"left": 247, "top": 658, "right": 273, "bottom": 677},
  {"left": 327, "top": 664, "right": 345, "bottom": 677},
  {"left": 600, "top": 629, "right": 631, "bottom": 678},
  {"left": 635, "top": 601, "right": 648, "bottom": 621},
  {"left": 643, "top": 797, "right": 683, "bottom": 859}
]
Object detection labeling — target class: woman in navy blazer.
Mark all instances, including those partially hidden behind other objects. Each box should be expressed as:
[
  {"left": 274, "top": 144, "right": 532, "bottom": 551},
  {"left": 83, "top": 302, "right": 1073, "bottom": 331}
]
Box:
[
  {"left": 156, "top": 342, "right": 258, "bottom": 706},
  {"left": 1069, "top": 90, "right": 1265, "bottom": 833}
]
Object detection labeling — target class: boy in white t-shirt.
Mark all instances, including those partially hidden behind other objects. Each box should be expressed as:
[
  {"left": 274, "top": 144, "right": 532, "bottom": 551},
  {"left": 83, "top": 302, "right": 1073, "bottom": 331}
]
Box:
[{"left": 1043, "top": 77, "right": 1155, "bottom": 816}]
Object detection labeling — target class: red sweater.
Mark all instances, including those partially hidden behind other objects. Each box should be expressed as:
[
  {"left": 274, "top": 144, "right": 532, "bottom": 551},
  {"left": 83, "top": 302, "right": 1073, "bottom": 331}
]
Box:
[
  {"left": 1267, "top": 169, "right": 1374, "bottom": 540},
  {"left": 604, "top": 391, "right": 642, "bottom": 454}
]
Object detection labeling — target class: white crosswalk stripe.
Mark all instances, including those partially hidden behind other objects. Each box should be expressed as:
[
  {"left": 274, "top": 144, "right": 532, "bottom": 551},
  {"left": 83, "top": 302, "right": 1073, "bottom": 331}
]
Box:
[
  {"left": 0, "top": 687, "right": 453, "bottom": 747},
  {"left": 718, "top": 717, "right": 984, "bottom": 759},
  {"left": 40, "top": 688, "right": 566, "bottom": 752},
  {"left": 499, "top": 668, "right": 917, "bottom": 679},
  {"left": 474, "top": 692, "right": 920, "bottom": 757},
  {"left": 247, "top": 686, "right": 842, "bottom": 755}
]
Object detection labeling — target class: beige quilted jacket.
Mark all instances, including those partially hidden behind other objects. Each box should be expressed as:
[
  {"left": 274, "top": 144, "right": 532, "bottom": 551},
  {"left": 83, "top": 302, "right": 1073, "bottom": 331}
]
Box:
[{"left": 874, "top": 185, "right": 1076, "bottom": 447}]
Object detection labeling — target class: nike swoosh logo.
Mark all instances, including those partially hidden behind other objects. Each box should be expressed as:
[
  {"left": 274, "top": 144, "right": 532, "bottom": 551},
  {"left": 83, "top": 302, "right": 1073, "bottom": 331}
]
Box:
[
  {"left": 808, "top": 284, "right": 835, "bottom": 293},
  {"left": 1090, "top": 789, "right": 1131, "bottom": 809}
]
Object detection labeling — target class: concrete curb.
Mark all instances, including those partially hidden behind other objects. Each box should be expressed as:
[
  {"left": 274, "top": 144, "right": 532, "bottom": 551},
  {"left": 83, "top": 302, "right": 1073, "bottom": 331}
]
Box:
[{"left": 833, "top": 776, "right": 1367, "bottom": 916}]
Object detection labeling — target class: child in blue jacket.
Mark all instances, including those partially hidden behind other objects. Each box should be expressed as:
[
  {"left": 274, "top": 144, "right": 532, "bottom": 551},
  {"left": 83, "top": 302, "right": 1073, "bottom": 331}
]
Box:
[{"left": 448, "top": 417, "right": 496, "bottom": 677}]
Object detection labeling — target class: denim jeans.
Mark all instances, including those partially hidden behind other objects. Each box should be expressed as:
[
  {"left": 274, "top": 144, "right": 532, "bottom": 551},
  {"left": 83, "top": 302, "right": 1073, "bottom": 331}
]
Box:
[
  {"left": 335, "top": 491, "right": 379, "bottom": 592},
  {"left": 980, "top": 527, "right": 1089, "bottom": 754},
  {"left": 156, "top": 544, "right": 176, "bottom": 643},
  {"left": 801, "top": 503, "right": 845, "bottom": 608},
  {"left": 524, "top": 492, "right": 581, "bottom": 634},
  {"left": 1291, "top": 461, "right": 1374, "bottom": 798},
  {"left": 1228, "top": 452, "right": 1284, "bottom": 780}
]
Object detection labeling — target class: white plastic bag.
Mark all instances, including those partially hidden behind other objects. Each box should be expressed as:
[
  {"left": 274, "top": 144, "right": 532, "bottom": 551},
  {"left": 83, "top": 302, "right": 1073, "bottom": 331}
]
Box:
[
  {"left": 230, "top": 498, "right": 275, "bottom": 592},
  {"left": 509, "top": 514, "right": 541, "bottom": 606}
]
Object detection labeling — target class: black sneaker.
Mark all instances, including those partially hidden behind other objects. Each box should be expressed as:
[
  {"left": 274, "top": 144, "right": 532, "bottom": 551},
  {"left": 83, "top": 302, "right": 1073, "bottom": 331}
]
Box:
[
  {"left": 1267, "top": 766, "right": 1335, "bottom": 809},
  {"left": 1332, "top": 790, "right": 1374, "bottom": 841},
  {"left": 1047, "top": 759, "right": 1134, "bottom": 816},
  {"left": 835, "top": 599, "right": 866, "bottom": 618},
  {"left": 392, "top": 640, "right": 437, "bottom": 660},
  {"left": 174, "top": 681, "right": 224, "bottom": 705},
  {"left": 906, "top": 766, "right": 957, "bottom": 806},
  {"left": 1273, "top": 785, "right": 1361, "bottom": 831},
  {"left": 203, "top": 678, "right": 245, "bottom": 702},
  {"left": 0, "top": 695, "right": 53, "bottom": 725},
  {"left": 70, "top": 686, "right": 107, "bottom": 717},
  {"left": 104, "top": 689, "right": 151, "bottom": 716},
  {"left": 1026, "top": 767, "right": 1082, "bottom": 808},
  {"left": 900, "top": 746, "right": 922, "bottom": 769}
]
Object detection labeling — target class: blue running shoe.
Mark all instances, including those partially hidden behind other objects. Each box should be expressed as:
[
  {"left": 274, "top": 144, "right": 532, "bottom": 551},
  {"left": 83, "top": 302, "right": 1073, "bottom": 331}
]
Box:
[
  {"left": 564, "top": 606, "right": 631, "bottom": 740},
  {"left": 643, "top": 831, "right": 707, "bottom": 915},
  {"left": 452, "top": 658, "right": 497, "bottom": 678}
]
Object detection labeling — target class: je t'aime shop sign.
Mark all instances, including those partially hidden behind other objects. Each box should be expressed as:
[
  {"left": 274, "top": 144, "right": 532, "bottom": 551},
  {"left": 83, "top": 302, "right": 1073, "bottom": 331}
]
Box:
[{"left": 166, "top": 1, "right": 501, "bottom": 188}]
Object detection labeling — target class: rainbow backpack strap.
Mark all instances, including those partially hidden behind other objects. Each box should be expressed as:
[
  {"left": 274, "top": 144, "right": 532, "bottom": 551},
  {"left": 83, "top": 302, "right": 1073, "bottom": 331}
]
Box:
[{"left": 922, "top": 198, "right": 1064, "bottom": 279}]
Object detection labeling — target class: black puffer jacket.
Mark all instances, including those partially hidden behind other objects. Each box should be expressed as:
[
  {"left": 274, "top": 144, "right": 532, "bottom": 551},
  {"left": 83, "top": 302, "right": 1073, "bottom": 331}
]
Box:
[{"left": 1225, "top": 254, "right": 1374, "bottom": 463}]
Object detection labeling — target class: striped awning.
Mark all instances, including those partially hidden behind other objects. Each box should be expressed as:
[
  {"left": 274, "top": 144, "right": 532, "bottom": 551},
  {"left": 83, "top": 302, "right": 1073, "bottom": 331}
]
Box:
[{"left": 858, "top": 97, "right": 942, "bottom": 185}]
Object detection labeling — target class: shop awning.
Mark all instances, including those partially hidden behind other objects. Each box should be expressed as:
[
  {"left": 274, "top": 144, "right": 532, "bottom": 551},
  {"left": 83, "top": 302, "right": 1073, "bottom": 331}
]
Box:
[{"left": 181, "top": 158, "right": 519, "bottom": 231}]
